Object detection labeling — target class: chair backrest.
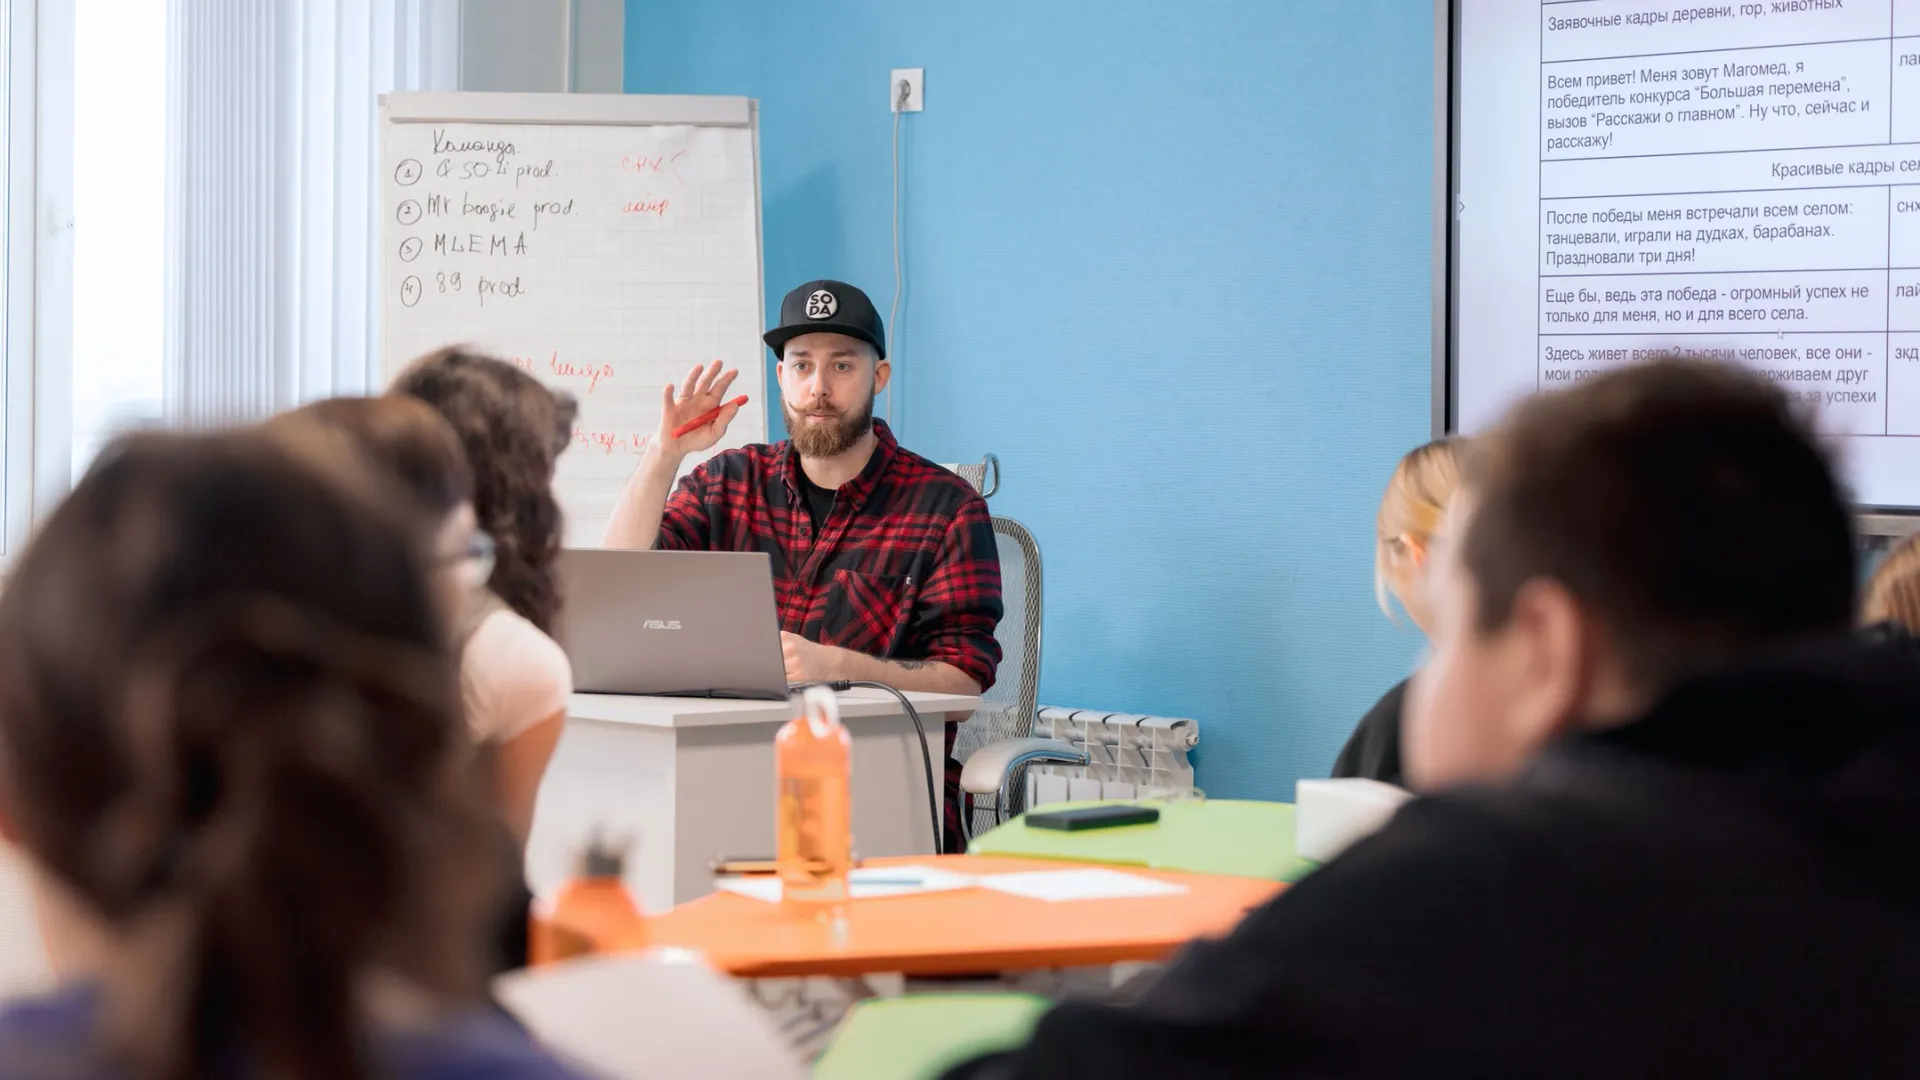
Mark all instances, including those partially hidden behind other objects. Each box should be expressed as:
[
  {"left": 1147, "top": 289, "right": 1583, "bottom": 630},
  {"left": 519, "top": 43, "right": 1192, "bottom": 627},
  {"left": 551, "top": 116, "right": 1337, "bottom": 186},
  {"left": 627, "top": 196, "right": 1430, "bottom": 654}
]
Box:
[
  {"left": 953, "top": 517, "right": 1043, "bottom": 830},
  {"left": 944, "top": 461, "right": 989, "bottom": 495},
  {"left": 939, "top": 454, "right": 1000, "bottom": 500}
]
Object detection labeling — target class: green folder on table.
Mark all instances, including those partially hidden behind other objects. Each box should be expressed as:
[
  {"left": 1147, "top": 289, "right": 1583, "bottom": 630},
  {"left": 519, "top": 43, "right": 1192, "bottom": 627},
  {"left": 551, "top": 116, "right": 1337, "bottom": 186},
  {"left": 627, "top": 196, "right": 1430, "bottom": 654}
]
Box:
[
  {"left": 968, "top": 799, "right": 1318, "bottom": 882},
  {"left": 814, "top": 994, "right": 1049, "bottom": 1080}
]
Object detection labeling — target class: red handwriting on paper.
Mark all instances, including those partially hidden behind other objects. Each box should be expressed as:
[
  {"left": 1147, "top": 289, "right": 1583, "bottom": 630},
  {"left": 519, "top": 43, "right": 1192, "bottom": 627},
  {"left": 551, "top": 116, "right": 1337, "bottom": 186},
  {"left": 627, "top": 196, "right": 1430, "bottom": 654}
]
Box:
[
  {"left": 619, "top": 148, "right": 689, "bottom": 182},
  {"left": 571, "top": 427, "right": 652, "bottom": 456},
  {"left": 621, "top": 198, "right": 669, "bottom": 216},
  {"left": 503, "top": 353, "right": 613, "bottom": 394},
  {"left": 549, "top": 355, "right": 614, "bottom": 394}
]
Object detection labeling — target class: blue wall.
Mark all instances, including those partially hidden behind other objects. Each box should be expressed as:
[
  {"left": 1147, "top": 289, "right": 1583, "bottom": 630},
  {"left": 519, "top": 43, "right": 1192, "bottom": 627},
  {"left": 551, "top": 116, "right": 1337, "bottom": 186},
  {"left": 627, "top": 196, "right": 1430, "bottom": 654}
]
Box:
[{"left": 627, "top": 1, "right": 1435, "bottom": 799}]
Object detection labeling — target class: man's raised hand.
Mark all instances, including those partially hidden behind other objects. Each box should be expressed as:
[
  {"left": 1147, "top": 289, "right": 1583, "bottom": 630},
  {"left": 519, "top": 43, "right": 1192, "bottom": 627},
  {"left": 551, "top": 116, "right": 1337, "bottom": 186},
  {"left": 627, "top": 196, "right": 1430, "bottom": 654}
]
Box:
[{"left": 657, "top": 361, "right": 742, "bottom": 455}]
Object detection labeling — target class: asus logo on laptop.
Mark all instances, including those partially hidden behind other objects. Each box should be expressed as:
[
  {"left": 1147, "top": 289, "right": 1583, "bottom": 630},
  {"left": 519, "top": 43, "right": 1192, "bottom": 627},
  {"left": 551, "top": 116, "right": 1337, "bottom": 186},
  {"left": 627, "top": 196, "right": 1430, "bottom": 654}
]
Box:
[{"left": 641, "top": 619, "right": 682, "bottom": 631}]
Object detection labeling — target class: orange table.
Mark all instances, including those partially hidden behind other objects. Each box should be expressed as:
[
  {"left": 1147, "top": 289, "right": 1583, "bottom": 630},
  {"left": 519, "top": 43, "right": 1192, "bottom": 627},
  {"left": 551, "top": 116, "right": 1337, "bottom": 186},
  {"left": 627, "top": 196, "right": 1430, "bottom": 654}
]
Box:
[{"left": 643, "top": 855, "right": 1281, "bottom": 979}]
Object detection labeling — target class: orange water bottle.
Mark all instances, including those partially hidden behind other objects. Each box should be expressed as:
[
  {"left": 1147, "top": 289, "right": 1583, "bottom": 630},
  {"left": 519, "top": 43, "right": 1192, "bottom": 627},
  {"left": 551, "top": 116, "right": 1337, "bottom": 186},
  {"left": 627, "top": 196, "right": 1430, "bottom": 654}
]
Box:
[
  {"left": 528, "top": 833, "right": 647, "bottom": 964},
  {"left": 776, "top": 686, "right": 852, "bottom": 906}
]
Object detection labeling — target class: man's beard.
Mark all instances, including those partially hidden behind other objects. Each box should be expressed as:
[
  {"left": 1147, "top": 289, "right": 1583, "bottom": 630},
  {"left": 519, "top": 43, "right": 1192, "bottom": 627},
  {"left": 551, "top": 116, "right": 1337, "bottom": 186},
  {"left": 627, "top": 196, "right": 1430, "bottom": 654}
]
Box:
[{"left": 784, "top": 394, "right": 875, "bottom": 458}]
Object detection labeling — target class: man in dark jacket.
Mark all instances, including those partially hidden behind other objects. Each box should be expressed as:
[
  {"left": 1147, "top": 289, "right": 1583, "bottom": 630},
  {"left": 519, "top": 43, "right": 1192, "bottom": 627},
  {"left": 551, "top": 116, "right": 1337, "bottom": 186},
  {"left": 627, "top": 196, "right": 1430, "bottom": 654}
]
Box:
[{"left": 947, "top": 358, "right": 1920, "bottom": 1078}]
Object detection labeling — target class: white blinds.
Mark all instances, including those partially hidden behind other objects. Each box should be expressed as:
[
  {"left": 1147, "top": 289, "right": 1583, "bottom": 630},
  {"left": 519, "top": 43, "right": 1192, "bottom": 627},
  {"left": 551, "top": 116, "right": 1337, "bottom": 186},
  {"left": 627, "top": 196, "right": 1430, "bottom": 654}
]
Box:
[{"left": 164, "top": 0, "right": 458, "bottom": 426}]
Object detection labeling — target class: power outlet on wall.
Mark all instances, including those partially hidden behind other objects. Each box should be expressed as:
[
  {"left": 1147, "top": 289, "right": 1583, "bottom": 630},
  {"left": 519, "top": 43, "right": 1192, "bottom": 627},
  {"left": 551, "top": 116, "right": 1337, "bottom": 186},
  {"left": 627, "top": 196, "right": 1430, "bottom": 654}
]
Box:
[{"left": 890, "top": 68, "right": 924, "bottom": 112}]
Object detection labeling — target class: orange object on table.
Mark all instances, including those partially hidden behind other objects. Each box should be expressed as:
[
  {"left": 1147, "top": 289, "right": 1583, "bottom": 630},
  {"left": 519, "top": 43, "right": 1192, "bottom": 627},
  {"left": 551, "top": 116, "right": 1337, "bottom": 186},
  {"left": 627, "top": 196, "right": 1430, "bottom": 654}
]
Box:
[
  {"left": 644, "top": 855, "right": 1281, "bottom": 979},
  {"left": 529, "top": 839, "right": 648, "bottom": 965}
]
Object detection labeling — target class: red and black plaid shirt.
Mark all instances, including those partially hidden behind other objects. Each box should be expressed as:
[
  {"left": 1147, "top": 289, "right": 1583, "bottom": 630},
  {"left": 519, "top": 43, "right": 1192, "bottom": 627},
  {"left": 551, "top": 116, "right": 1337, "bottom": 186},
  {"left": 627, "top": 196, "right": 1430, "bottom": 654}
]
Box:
[{"left": 655, "top": 420, "right": 1003, "bottom": 849}]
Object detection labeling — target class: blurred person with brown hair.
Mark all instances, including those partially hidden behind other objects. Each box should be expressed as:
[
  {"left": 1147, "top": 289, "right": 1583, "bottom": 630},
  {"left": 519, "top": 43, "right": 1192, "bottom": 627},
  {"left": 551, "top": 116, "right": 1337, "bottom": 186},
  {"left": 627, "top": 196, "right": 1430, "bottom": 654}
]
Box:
[
  {"left": 0, "top": 429, "right": 589, "bottom": 1080},
  {"left": 947, "top": 357, "right": 1920, "bottom": 1079},
  {"left": 267, "top": 394, "right": 552, "bottom": 847},
  {"left": 388, "top": 350, "right": 580, "bottom": 849}
]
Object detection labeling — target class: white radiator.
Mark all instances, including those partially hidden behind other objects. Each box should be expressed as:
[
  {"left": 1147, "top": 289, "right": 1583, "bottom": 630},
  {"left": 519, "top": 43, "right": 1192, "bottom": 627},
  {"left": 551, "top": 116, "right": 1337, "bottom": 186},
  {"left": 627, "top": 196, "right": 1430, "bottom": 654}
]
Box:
[{"left": 1025, "top": 707, "right": 1200, "bottom": 807}]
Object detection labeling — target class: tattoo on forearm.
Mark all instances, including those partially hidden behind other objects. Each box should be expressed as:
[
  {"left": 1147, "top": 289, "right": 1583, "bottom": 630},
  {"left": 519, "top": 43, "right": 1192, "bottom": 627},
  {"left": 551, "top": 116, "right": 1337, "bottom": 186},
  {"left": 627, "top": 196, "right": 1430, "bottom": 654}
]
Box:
[{"left": 891, "top": 659, "right": 930, "bottom": 671}]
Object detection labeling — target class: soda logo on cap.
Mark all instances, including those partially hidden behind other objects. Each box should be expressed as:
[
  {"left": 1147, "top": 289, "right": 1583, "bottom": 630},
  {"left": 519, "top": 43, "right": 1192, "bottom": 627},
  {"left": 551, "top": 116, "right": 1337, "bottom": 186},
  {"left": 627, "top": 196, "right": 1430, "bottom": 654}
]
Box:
[{"left": 805, "top": 290, "right": 837, "bottom": 319}]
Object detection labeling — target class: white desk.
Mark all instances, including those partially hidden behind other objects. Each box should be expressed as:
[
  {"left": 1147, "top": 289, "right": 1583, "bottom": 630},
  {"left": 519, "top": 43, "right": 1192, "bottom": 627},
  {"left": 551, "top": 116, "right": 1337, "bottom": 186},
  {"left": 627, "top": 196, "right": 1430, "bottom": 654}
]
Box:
[{"left": 526, "top": 689, "right": 979, "bottom": 911}]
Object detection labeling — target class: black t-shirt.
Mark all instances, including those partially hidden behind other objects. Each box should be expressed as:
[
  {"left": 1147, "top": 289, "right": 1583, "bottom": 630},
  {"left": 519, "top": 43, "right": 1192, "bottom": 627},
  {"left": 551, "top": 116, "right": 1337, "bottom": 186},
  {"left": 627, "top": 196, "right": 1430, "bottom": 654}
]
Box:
[
  {"left": 1331, "top": 677, "right": 1408, "bottom": 788},
  {"left": 944, "top": 634, "right": 1920, "bottom": 1080},
  {"left": 798, "top": 469, "right": 838, "bottom": 533}
]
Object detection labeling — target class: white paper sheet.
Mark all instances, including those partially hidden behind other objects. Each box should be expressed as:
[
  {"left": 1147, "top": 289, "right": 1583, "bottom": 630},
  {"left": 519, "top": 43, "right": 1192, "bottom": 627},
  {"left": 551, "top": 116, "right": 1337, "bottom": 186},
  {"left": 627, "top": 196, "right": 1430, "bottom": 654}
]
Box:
[
  {"left": 714, "top": 864, "right": 978, "bottom": 904},
  {"left": 493, "top": 948, "right": 806, "bottom": 1079},
  {"left": 977, "top": 868, "right": 1188, "bottom": 903}
]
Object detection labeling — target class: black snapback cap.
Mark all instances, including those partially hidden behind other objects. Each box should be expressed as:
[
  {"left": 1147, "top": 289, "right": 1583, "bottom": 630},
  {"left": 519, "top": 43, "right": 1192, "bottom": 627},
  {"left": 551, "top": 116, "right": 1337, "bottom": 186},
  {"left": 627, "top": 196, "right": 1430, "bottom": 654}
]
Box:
[{"left": 763, "top": 280, "right": 887, "bottom": 360}]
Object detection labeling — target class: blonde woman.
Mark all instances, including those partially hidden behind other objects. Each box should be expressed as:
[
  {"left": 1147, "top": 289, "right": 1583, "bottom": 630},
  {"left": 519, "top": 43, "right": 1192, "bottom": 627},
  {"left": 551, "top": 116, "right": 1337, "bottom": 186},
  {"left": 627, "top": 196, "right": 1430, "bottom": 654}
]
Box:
[
  {"left": 1331, "top": 437, "right": 1463, "bottom": 787},
  {"left": 1863, "top": 532, "right": 1920, "bottom": 633}
]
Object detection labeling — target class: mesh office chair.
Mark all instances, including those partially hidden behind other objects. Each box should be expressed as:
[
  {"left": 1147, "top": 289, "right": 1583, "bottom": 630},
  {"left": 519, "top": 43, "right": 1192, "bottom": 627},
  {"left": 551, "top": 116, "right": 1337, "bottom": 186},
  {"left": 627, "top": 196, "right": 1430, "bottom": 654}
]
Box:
[
  {"left": 945, "top": 455, "right": 999, "bottom": 500},
  {"left": 939, "top": 459, "right": 1091, "bottom": 839},
  {"left": 949, "top": 517, "right": 1055, "bottom": 836}
]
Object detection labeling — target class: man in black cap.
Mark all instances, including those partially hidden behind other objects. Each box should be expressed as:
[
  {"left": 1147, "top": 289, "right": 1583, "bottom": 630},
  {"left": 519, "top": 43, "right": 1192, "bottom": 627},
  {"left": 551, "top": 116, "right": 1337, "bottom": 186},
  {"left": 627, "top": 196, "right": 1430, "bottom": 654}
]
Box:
[{"left": 604, "top": 280, "right": 1002, "bottom": 851}]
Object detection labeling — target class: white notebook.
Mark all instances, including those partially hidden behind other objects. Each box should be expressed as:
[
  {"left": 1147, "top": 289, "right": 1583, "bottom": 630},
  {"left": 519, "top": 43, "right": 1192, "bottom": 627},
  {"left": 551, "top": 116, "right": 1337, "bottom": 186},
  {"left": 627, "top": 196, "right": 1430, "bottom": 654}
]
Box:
[{"left": 493, "top": 949, "right": 804, "bottom": 1080}]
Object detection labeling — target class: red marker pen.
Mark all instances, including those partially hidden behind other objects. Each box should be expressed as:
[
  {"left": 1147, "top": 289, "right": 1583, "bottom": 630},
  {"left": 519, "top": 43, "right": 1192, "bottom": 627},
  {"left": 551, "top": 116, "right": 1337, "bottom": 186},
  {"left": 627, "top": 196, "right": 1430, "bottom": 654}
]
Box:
[{"left": 670, "top": 395, "right": 749, "bottom": 440}]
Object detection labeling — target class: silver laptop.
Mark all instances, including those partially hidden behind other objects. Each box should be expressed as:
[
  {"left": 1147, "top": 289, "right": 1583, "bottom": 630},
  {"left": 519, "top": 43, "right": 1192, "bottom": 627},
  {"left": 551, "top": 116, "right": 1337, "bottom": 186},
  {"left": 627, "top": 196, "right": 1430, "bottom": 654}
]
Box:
[{"left": 555, "top": 549, "right": 789, "bottom": 699}]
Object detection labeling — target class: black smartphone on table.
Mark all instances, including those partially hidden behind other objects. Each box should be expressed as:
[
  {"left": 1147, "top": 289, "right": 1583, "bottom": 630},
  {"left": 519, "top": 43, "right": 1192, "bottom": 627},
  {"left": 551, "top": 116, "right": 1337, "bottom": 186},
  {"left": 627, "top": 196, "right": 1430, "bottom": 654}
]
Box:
[{"left": 1025, "top": 804, "right": 1161, "bottom": 832}]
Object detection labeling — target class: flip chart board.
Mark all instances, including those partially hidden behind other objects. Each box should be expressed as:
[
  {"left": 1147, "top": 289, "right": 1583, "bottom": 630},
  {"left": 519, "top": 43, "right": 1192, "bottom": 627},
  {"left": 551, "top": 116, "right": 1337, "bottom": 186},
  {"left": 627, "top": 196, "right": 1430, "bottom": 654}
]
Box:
[{"left": 380, "top": 92, "right": 764, "bottom": 544}]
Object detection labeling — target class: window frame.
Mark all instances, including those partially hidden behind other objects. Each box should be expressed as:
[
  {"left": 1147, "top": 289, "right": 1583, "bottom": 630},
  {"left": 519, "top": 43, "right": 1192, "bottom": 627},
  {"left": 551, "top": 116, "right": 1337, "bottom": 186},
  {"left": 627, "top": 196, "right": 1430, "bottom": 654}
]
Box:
[
  {"left": 2, "top": 0, "right": 33, "bottom": 561},
  {"left": 1, "top": 0, "right": 72, "bottom": 566}
]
